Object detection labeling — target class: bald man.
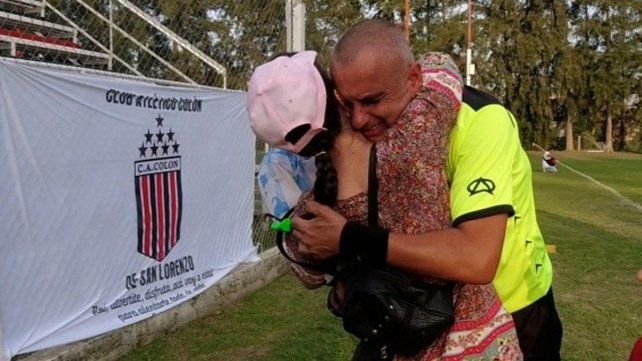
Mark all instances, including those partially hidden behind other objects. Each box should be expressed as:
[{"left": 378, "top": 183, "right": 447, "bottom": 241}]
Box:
[{"left": 292, "top": 19, "right": 562, "bottom": 361}]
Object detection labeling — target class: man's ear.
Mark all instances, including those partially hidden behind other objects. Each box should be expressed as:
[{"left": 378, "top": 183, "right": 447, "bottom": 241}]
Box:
[
  {"left": 333, "top": 90, "right": 352, "bottom": 126},
  {"left": 408, "top": 62, "right": 422, "bottom": 92},
  {"left": 334, "top": 89, "right": 348, "bottom": 111}
]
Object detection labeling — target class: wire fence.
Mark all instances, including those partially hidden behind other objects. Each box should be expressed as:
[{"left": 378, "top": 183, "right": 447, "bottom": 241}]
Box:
[
  {"left": 0, "top": 0, "right": 290, "bottom": 90},
  {"left": 0, "top": 0, "right": 414, "bottom": 253},
  {"left": 0, "top": 0, "right": 293, "bottom": 252}
]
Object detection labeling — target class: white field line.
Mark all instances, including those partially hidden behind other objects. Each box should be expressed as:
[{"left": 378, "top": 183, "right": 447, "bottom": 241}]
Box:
[
  {"left": 532, "top": 144, "right": 642, "bottom": 213},
  {"left": 554, "top": 160, "right": 642, "bottom": 213}
]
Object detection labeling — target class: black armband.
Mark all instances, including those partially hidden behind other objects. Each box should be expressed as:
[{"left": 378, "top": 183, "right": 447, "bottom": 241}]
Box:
[{"left": 339, "top": 221, "right": 389, "bottom": 267}]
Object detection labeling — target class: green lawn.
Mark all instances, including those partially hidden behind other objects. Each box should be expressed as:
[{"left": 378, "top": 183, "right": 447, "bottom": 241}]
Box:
[
  {"left": 119, "top": 151, "right": 642, "bottom": 361},
  {"left": 531, "top": 151, "right": 642, "bottom": 361}
]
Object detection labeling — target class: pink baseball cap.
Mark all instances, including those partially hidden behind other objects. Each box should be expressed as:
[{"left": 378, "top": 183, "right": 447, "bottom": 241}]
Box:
[{"left": 247, "top": 51, "right": 327, "bottom": 153}]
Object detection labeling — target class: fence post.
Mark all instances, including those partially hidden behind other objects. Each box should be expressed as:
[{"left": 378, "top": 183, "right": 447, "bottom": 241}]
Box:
[
  {"left": 108, "top": 0, "right": 113, "bottom": 71},
  {"left": 286, "top": 0, "right": 306, "bottom": 52},
  {"left": 465, "top": 0, "right": 474, "bottom": 86}
]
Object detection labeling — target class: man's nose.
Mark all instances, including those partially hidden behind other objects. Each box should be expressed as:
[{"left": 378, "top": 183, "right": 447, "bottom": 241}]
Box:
[{"left": 350, "top": 104, "right": 369, "bottom": 130}]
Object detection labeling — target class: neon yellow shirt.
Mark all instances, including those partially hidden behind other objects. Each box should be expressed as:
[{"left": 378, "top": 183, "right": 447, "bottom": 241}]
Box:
[{"left": 446, "top": 87, "right": 553, "bottom": 313}]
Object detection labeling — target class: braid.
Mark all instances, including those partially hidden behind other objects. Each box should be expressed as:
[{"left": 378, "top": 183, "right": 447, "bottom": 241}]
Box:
[
  {"left": 313, "top": 134, "right": 339, "bottom": 207},
  {"left": 311, "top": 63, "right": 341, "bottom": 208}
]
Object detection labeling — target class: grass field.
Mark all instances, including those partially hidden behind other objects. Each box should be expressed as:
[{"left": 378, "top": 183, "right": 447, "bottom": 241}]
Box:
[{"left": 119, "top": 151, "right": 642, "bottom": 361}]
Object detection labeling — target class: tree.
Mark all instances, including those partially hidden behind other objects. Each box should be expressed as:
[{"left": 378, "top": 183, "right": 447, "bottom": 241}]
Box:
[
  {"left": 473, "top": 0, "right": 571, "bottom": 147},
  {"left": 569, "top": 0, "right": 641, "bottom": 152},
  {"left": 34, "top": 0, "right": 640, "bottom": 151}
]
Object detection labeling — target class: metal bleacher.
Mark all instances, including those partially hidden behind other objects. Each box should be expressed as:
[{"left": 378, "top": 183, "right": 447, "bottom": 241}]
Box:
[{"left": 0, "top": 0, "right": 109, "bottom": 66}]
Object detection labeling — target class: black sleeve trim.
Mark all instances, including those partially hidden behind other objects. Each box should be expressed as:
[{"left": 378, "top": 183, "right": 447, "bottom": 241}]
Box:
[{"left": 452, "top": 205, "right": 515, "bottom": 227}]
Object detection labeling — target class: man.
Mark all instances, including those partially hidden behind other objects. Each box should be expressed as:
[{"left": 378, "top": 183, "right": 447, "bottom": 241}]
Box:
[
  {"left": 292, "top": 19, "right": 562, "bottom": 361},
  {"left": 542, "top": 150, "right": 558, "bottom": 173}
]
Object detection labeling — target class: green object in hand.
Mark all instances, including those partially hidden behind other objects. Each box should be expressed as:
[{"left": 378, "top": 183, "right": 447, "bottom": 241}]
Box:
[{"left": 270, "top": 218, "right": 292, "bottom": 233}]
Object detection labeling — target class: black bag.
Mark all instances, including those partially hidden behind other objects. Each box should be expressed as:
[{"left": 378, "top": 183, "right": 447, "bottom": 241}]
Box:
[
  {"left": 275, "top": 145, "right": 454, "bottom": 358},
  {"left": 332, "top": 264, "right": 454, "bottom": 357},
  {"left": 332, "top": 145, "right": 454, "bottom": 357}
]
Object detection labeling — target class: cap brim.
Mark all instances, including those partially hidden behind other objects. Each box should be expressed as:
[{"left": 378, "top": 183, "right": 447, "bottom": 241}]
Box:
[{"left": 282, "top": 127, "right": 326, "bottom": 154}]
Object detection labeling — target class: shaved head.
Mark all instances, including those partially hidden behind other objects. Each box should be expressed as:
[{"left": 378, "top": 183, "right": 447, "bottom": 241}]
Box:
[
  {"left": 330, "top": 19, "right": 422, "bottom": 142},
  {"left": 332, "top": 19, "right": 414, "bottom": 68}
]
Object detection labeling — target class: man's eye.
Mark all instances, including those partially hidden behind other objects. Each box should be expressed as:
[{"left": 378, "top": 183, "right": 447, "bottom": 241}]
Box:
[{"left": 361, "top": 97, "right": 381, "bottom": 105}]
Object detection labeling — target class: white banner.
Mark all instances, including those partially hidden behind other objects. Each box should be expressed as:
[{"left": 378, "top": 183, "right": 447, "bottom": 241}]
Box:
[{"left": 0, "top": 60, "right": 257, "bottom": 358}]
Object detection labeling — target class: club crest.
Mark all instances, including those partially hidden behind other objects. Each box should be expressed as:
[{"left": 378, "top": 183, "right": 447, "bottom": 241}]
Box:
[{"left": 134, "top": 115, "right": 182, "bottom": 261}]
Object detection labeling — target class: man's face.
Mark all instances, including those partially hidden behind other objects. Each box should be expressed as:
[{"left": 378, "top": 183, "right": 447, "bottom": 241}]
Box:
[{"left": 331, "top": 53, "right": 421, "bottom": 142}]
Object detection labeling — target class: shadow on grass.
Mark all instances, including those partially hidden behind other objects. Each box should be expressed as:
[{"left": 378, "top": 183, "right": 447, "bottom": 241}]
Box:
[
  {"left": 118, "top": 272, "right": 356, "bottom": 361},
  {"left": 536, "top": 209, "right": 641, "bottom": 361}
]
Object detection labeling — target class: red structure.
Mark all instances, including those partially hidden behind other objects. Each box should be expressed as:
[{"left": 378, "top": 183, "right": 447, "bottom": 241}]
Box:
[{"left": 0, "top": 0, "right": 108, "bottom": 66}]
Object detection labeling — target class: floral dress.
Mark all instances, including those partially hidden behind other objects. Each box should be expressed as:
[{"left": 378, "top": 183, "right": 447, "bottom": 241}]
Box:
[{"left": 286, "top": 53, "right": 523, "bottom": 360}]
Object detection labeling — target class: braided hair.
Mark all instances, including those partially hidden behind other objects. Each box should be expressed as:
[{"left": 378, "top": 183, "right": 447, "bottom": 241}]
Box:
[{"left": 305, "top": 64, "right": 341, "bottom": 208}]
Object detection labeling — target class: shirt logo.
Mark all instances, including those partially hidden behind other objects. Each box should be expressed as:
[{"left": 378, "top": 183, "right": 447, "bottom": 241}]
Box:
[{"left": 467, "top": 177, "right": 495, "bottom": 196}]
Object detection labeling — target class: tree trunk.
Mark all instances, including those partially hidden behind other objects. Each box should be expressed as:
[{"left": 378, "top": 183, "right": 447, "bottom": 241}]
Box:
[
  {"left": 565, "top": 115, "right": 574, "bottom": 151},
  {"left": 605, "top": 106, "right": 613, "bottom": 152},
  {"left": 616, "top": 115, "right": 626, "bottom": 151}
]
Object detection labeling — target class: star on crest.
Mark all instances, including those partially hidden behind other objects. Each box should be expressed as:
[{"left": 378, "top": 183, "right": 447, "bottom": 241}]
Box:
[
  {"left": 138, "top": 142, "right": 147, "bottom": 158},
  {"left": 144, "top": 129, "right": 153, "bottom": 144},
  {"left": 156, "top": 129, "right": 164, "bottom": 143}
]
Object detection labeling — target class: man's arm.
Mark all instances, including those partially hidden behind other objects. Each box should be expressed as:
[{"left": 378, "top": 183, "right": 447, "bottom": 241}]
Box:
[
  {"left": 292, "top": 97, "right": 518, "bottom": 285},
  {"left": 386, "top": 213, "right": 506, "bottom": 284},
  {"left": 292, "top": 200, "right": 506, "bottom": 284}
]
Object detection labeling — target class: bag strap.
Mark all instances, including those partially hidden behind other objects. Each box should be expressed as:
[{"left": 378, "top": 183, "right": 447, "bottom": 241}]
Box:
[
  {"left": 271, "top": 205, "right": 311, "bottom": 267},
  {"left": 367, "top": 144, "right": 379, "bottom": 228},
  {"left": 366, "top": 146, "right": 454, "bottom": 291},
  {"left": 275, "top": 230, "right": 309, "bottom": 266}
]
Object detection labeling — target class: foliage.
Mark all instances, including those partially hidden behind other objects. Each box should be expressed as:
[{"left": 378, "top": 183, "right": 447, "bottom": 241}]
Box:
[{"left": 38, "top": 0, "right": 642, "bottom": 150}]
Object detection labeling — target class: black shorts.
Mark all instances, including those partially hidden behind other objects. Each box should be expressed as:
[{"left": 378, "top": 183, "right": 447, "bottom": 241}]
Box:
[{"left": 511, "top": 287, "right": 563, "bottom": 361}]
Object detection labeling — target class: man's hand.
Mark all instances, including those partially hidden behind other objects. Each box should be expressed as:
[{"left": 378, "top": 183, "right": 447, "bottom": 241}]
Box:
[{"left": 291, "top": 200, "right": 347, "bottom": 260}]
